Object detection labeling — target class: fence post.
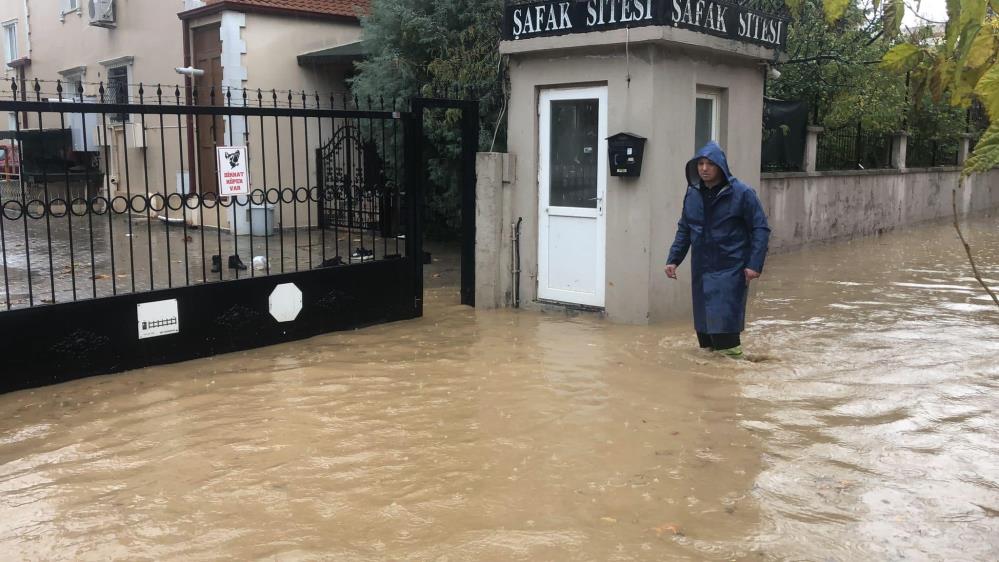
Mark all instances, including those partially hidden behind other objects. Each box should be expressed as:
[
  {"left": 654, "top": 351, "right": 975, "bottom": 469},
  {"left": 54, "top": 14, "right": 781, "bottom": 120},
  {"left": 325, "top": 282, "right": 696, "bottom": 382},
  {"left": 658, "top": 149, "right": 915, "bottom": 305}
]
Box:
[
  {"left": 475, "top": 152, "right": 511, "bottom": 309},
  {"left": 958, "top": 133, "right": 973, "bottom": 165},
  {"left": 891, "top": 131, "right": 908, "bottom": 170},
  {"left": 804, "top": 126, "right": 823, "bottom": 172}
]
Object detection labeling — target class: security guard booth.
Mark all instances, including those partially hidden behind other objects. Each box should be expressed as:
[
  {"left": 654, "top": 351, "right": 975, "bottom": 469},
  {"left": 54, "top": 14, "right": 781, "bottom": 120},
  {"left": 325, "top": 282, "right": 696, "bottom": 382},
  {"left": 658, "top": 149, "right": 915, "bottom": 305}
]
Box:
[{"left": 493, "top": 0, "right": 786, "bottom": 323}]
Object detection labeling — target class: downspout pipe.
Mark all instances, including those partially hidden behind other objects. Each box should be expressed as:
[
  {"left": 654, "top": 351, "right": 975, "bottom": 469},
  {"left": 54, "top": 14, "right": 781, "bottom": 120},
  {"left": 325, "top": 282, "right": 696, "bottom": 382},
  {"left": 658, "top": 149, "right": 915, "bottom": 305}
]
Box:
[
  {"left": 20, "top": 0, "right": 29, "bottom": 128},
  {"left": 182, "top": 18, "right": 197, "bottom": 195},
  {"left": 21, "top": 0, "right": 30, "bottom": 56},
  {"left": 513, "top": 217, "right": 522, "bottom": 308}
]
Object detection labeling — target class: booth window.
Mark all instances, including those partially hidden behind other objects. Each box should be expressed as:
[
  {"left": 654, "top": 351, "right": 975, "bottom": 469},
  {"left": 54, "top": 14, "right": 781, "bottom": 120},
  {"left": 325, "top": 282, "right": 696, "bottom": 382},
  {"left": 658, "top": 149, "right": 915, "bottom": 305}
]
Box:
[
  {"left": 695, "top": 91, "right": 721, "bottom": 152},
  {"left": 2, "top": 21, "right": 16, "bottom": 65}
]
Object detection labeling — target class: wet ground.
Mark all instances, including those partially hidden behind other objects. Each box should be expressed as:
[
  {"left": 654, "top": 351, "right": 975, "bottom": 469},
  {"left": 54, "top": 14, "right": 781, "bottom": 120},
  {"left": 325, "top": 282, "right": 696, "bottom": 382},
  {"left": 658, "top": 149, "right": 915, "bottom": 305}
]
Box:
[
  {"left": 0, "top": 214, "right": 997, "bottom": 560},
  {"left": 0, "top": 212, "right": 408, "bottom": 309}
]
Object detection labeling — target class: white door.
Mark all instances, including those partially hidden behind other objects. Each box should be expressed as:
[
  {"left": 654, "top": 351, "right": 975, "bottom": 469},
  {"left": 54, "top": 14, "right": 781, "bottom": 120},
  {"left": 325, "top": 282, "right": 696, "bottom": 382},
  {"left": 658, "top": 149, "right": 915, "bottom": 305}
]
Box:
[{"left": 538, "top": 86, "right": 607, "bottom": 307}]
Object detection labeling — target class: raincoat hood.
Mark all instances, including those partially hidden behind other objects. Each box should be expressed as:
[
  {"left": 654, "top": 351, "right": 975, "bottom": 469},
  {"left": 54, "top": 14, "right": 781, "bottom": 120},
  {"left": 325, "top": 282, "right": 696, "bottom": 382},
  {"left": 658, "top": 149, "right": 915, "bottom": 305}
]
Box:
[{"left": 685, "top": 141, "right": 734, "bottom": 187}]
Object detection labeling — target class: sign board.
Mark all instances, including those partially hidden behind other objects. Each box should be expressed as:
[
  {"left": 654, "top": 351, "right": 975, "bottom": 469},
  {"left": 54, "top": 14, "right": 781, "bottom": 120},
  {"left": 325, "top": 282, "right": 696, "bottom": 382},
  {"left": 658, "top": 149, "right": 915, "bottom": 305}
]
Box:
[
  {"left": 216, "top": 145, "right": 249, "bottom": 196},
  {"left": 269, "top": 283, "right": 303, "bottom": 323},
  {"left": 137, "top": 299, "right": 180, "bottom": 339},
  {"left": 503, "top": 0, "right": 788, "bottom": 50}
]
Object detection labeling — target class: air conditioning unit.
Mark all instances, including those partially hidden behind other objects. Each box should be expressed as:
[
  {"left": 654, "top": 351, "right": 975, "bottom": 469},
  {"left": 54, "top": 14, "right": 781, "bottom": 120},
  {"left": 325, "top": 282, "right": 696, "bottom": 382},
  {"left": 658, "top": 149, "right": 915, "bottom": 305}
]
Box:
[{"left": 88, "top": 0, "right": 116, "bottom": 28}]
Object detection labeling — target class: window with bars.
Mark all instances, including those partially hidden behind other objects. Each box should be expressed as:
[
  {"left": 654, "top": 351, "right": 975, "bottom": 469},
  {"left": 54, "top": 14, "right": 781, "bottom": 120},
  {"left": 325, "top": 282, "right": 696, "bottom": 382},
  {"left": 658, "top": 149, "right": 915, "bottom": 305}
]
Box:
[{"left": 107, "top": 65, "right": 129, "bottom": 122}]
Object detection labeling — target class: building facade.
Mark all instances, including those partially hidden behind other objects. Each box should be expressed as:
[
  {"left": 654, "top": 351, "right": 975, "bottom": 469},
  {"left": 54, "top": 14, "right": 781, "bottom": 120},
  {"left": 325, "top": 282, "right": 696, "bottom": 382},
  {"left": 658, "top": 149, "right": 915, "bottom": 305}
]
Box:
[{"left": 1, "top": 0, "right": 369, "bottom": 232}]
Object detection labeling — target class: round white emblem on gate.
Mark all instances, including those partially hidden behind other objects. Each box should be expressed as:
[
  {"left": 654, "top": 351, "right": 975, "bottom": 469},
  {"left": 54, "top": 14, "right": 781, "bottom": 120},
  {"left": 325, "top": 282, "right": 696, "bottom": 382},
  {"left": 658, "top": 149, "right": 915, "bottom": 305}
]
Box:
[{"left": 269, "top": 283, "right": 303, "bottom": 323}]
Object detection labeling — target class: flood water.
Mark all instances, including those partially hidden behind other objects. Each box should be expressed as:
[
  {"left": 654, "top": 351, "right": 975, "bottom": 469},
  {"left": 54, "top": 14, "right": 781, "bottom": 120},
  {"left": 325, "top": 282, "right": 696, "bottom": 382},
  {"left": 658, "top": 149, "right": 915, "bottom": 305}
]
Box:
[{"left": 1, "top": 214, "right": 997, "bottom": 561}]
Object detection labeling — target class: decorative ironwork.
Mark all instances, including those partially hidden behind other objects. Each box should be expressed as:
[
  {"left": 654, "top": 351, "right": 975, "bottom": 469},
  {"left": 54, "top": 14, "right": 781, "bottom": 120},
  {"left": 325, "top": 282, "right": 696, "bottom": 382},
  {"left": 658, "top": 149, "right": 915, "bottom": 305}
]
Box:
[
  {"left": 0, "top": 80, "right": 412, "bottom": 312},
  {"left": 319, "top": 124, "right": 393, "bottom": 233}
]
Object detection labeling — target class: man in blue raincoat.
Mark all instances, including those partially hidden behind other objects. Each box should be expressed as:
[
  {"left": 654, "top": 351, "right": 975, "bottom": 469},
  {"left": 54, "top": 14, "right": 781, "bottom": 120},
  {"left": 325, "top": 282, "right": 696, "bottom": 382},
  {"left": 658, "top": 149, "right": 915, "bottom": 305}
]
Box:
[{"left": 664, "top": 141, "right": 770, "bottom": 358}]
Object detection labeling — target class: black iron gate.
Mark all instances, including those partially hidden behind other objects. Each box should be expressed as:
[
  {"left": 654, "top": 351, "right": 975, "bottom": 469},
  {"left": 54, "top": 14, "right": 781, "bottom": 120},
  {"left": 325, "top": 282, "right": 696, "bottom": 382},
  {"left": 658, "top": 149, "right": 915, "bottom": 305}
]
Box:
[
  {"left": 410, "top": 97, "right": 480, "bottom": 307},
  {"left": 316, "top": 123, "right": 399, "bottom": 236},
  {"left": 0, "top": 79, "right": 426, "bottom": 393}
]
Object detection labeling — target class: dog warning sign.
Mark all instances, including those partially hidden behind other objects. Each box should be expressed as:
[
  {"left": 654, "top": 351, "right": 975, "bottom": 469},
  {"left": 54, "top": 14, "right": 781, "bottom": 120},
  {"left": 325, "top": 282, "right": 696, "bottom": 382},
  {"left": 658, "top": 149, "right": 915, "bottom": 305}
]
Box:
[{"left": 216, "top": 146, "right": 249, "bottom": 196}]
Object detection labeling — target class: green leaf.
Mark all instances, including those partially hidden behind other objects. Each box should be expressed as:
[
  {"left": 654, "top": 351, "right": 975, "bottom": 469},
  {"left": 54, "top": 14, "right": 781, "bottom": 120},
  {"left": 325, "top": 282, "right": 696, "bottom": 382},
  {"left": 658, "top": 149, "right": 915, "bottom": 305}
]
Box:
[
  {"left": 929, "top": 57, "right": 955, "bottom": 102},
  {"left": 883, "top": 0, "right": 905, "bottom": 40},
  {"left": 945, "top": 0, "right": 962, "bottom": 54},
  {"left": 784, "top": 0, "right": 804, "bottom": 17},
  {"left": 950, "top": 73, "right": 977, "bottom": 106},
  {"left": 962, "top": 122, "right": 999, "bottom": 176},
  {"left": 953, "top": 29, "right": 999, "bottom": 105},
  {"left": 823, "top": 0, "right": 850, "bottom": 24},
  {"left": 965, "top": 26, "right": 998, "bottom": 72},
  {"left": 955, "top": 0, "right": 988, "bottom": 58},
  {"left": 881, "top": 43, "right": 923, "bottom": 72},
  {"left": 975, "top": 63, "right": 999, "bottom": 119}
]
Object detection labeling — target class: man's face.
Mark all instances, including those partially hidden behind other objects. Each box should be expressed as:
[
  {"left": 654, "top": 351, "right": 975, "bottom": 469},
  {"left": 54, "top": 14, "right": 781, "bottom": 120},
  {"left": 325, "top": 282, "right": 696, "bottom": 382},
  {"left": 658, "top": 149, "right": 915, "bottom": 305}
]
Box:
[{"left": 697, "top": 158, "right": 722, "bottom": 185}]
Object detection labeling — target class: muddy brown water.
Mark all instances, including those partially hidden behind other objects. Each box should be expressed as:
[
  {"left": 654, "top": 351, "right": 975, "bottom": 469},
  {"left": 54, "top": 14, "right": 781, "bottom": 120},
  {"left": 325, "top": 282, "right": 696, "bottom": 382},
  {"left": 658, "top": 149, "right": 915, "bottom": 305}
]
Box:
[{"left": 1, "top": 215, "right": 997, "bottom": 561}]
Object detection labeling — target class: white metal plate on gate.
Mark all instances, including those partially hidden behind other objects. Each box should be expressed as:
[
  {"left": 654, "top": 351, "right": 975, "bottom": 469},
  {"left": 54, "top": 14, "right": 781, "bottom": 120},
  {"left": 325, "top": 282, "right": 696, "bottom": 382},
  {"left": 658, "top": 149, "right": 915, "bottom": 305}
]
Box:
[
  {"left": 269, "top": 283, "right": 303, "bottom": 323},
  {"left": 137, "top": 299, "right": 180, "bottom": 339}
]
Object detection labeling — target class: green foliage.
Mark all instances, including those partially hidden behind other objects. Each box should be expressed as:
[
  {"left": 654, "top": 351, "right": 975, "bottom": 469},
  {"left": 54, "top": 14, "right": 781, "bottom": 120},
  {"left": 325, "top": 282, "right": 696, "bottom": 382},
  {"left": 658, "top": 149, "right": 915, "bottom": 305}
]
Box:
[
  {"left": 964, "top": 124, "right": 999, "bottom": 174},
  {"left": 777, "top": 0, "right": 996, "bottom": 174},
  {"left": 823, "top": 0, "right": 851, "bottom": 23},
  {"left": 865, "top": 0, "right": 999, "bottom": 176},
  {"left": 352, "top": 0, "right": 506, "bottom": 238},
  {"left": 769, "top": 1, "right": 908, "bottom": 133},
  {"left": 882, "top": 43, "right": 923, "bottom": 72}
]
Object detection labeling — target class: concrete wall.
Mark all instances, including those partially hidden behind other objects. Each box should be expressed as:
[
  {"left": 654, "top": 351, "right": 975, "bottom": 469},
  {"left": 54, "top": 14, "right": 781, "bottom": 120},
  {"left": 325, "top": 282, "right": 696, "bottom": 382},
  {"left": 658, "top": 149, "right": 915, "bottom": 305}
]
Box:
[
  {"left": 760, "top": 168, "right": 999, "bottom": 252},
  {"left": 479, "top": 161, "right": 999, "bottom": 317},
  {"left": 240, "top": 12, "right": 358, "bottom": 96},
  {"left": 476, "top": 152, "right": 515, "bottom": 308},
  {"left": 503, "top": 40, "right": 765, "bottom": 324}
]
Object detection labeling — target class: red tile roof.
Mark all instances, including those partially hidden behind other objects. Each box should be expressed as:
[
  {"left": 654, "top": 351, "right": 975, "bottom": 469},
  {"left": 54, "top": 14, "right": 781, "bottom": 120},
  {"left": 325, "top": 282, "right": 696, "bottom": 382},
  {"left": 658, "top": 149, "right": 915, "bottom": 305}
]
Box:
[{"left": 202, "top": 0, "right": 369, "bottom": 19}]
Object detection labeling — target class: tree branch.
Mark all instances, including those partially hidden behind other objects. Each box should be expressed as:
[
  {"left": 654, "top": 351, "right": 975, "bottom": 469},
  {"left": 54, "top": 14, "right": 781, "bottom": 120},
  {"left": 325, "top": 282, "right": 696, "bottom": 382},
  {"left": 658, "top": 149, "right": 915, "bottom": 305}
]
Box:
[
  {"left": 903, "top": 1, "right": 948, "bottom": 24},
  {"left": 782, "top": 54, "right": 883, "bottom": 65},
  {"left": 952, "top": 188, "right": 999, "bottom": 311}
]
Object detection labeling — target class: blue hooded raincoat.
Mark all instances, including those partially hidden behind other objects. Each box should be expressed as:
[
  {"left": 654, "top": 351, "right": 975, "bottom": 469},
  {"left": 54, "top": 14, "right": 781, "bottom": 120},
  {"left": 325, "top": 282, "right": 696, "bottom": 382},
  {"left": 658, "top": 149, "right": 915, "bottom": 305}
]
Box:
[{"left": 666, "top": 142, "right": 770, "bottom": 334}]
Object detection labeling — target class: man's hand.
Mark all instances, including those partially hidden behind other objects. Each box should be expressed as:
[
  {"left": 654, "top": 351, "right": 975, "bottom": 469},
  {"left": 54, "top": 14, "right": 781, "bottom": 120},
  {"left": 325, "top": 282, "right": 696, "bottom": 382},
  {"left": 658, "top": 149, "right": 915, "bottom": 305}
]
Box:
[
  {"left": 744, "top": 268, "right": 760, "bottom": 284},
  {"left": 664, "top": 264, "right": 678, "bottom": 279}
]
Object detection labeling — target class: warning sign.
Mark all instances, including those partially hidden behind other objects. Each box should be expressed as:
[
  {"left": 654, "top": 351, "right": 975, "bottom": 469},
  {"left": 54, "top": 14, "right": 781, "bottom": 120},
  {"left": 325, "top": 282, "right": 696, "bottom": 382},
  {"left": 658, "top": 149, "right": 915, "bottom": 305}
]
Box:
[{"left": 216, "top": 145, "right": 249, "bottom": 196}]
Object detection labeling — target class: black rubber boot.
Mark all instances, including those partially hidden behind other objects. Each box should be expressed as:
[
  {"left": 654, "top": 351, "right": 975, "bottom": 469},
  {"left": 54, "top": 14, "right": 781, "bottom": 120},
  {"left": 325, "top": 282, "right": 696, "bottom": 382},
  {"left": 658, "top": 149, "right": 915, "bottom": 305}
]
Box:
[
  {"left": 210, "top": 255, "right": 222, "bottom": 273},
  {"left": 228, "top": 254, "right": 248, "bottom": 270}
]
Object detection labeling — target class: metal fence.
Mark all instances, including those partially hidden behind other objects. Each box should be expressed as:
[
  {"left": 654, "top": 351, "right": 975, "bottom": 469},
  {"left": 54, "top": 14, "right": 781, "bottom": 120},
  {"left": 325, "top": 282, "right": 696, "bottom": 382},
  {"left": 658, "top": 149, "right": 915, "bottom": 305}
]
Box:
[
  {"left": 815, "top": 124, "right": 894, "bottom": 171},
  {"left": 0, "top": 78, "right": 411, "bottom": 312},
  {"left": 906, "top": 136, "right": 959, "bottom": 168}
]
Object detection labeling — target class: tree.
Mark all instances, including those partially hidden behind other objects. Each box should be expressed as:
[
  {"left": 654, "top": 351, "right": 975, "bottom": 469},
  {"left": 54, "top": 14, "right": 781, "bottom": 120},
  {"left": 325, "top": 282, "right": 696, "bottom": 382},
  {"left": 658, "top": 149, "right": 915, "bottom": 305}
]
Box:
[
  {"left": 770, "top": 0, "right": 907, "bottom": 131},
  {"left": 808, "top": 0, "right": 999, "bottom": 176},
  {"left": 351, "top": 0, "right": 505, "bottom": 238}
]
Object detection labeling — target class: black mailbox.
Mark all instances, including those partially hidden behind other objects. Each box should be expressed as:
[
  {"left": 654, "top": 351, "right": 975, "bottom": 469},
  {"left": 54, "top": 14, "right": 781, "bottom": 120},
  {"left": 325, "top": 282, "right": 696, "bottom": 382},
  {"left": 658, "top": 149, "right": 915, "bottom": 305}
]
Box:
[{"left": 606, "top": 132, "right": 646, "bottom": 177}]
